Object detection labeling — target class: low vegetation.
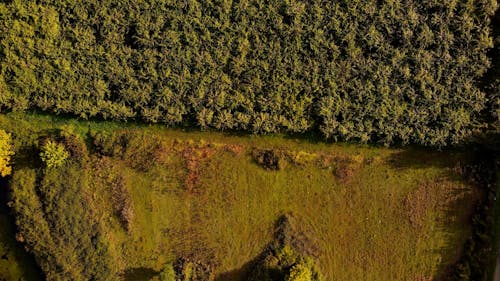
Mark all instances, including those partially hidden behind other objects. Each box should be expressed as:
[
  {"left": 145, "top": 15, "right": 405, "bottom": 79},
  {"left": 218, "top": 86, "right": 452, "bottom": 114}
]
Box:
[{"left": 0, "top": 112, "right": 491, "bottom": 280}]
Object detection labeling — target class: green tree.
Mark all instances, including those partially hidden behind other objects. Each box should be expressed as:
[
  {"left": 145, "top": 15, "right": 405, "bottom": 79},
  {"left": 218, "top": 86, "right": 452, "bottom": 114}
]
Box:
[
  {"left": 0, "top": 129, "right": 14, "bottom": 177},
  {"left": 40, "top": 140, "right": 69, "bottom": 168},
  {"left": 0, "top": 0, "right": 496, "bottom": 146}
]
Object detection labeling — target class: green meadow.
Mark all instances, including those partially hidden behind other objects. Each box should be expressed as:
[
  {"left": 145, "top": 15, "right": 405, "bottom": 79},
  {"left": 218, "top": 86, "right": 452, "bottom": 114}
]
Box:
[{"left": 0, "top": 112, "right": 482, "bottom": 280}]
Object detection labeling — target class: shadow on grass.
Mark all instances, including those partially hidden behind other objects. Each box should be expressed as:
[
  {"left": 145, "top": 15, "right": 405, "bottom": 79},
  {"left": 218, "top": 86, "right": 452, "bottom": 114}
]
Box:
[
  {"left": 0, "top": 178, "right": 43, "bottom": 281},
  {"left": 215, "top": 259, "right": 257, "bottom": 281},
  {"left": 386, "top": 147, "right": 467, "bottom": 171},
  {"left": 403, "top": 146, "right": 496, "bottom": 281},
  {"left": 121, "top": 267, "right": 160, "bottom": 281},
  {"left": 13, "top": 146, "right": 42, "bottom": 170},
  {"left": 433, "top": 183, "right": 483, "bottom": 281}
]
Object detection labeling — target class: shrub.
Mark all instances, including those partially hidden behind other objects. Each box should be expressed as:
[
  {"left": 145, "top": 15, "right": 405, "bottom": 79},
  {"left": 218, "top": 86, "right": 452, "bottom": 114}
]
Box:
[
  {"left": 89, "top": 130, "right": 128, "bottom": 157},
  {"left": 286, "top": 263, "right": 313, "bottom": 281},
  {"left": 53, "top": 126, "right": 89, "bottom": 165},
  {"left": 252, "top": 149, "right": 285, "bottom": 171},
  {"left": 249, "top": 214, "right": 323, "bottom": 281},
  {"left": 174, "top": 258, "right": 215, "bottom": 281},
  {"left": 40, "top": 140, "right": 69, "bottom": 168},
  {"left": 249, "top": 245, "right": 322, "bottom": 281},
  {"left": 287, "top": 151, "right": 317, "bottom": 166},
  {"left": 122, "top": 132, "right": 162, "bottom": 171},
  {"left": 157, "top": 264, "right": 176, "bottom": 281},
  {"left": 0, "top": 129, "right": 14, "bottom": 177}
]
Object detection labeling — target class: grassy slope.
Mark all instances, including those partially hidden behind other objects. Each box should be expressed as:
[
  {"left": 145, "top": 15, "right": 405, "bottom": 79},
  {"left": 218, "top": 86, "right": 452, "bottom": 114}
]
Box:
[{"left": 0, "top": 112, "right": 481, "bottom": 280}]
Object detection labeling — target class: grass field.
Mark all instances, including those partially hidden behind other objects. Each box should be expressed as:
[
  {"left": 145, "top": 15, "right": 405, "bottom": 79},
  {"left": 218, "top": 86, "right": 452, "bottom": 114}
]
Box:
[{"left": 0, "top": 112, "right": 482, "bottom": 280}]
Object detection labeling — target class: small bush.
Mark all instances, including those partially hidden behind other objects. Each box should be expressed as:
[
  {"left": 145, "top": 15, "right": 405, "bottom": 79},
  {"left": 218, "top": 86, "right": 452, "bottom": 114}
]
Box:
[
  {"left": 122, "top": 133, "right": 161, "bottom": 171},
  {"left": 252, "top": 149, "right": 285, "bottom": 170},
  {"left": 174, "top": 258, "right": 215, "bottom": 281},
  {"left": 286, "top": 262, "right": 313, "bottom": 281},
  {"left": 40, "top": 140, "right": 69, "bottom": 168},
  {"left": 249, "top": 214, "right": 323, "bottom": 281},
  {"left": 157, "top": 264, "right": 176, "bottom": 281},
  {"left": 249, "top": 245, "right": 322, "bottom": 281},
  {"left": 89, "top": 130, "right": 127, "bottom": 157},
  {"left": 287, "top": 151, "right": 317, "bottom": 166},
  {"left": 55, "top": 126, "right": 89, "bottom": 164}
]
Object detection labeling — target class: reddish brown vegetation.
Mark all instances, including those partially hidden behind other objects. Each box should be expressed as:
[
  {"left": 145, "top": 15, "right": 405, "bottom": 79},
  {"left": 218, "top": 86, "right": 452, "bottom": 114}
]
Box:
[
  {"left": 182, "top": 145, "right": 216, "bottom": 193},
  {"left": 222, "top": 144, "right": 245, "bottom": 156},
  {"left": 404, "top": 183, "right": 437, "bottom": 231},
  {"left": 110, "top": 174, "right": 134, "bottom": 232},
  {"left": 333, "top": 155, "right": 363, "bottom": 184}
]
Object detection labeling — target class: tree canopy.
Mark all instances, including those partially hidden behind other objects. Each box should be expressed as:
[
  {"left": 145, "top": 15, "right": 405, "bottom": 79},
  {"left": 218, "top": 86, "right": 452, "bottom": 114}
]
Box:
[
  {"left": 0, "top": 129, "right": 13, "bottom": 177},
  {"left": 0, "top": 0, "right": 497, "bottom": 146},
  {"left": 40, "top": 140, "right": 69, "bottom": 168}
]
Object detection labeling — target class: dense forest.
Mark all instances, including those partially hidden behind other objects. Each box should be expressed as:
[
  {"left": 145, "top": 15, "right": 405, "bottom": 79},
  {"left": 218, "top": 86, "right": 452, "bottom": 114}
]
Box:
[{"left": 0, "top": 0, "right": 498, "bottom": 146}]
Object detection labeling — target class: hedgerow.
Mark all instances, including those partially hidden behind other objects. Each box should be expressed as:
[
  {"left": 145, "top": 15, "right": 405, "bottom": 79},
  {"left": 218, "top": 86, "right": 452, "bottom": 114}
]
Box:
[{"left": 0, "top": 0, "right": 497, "bottom": 145}]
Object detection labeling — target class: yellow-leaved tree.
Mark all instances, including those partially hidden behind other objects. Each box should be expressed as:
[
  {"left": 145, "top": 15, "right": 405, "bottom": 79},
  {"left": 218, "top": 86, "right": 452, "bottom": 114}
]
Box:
[
  {"left": 0, "top": 129, "right": 14, "bottom": 177},
  {"left": 286, "top": 263, "right": 313, "bottom": 281}
]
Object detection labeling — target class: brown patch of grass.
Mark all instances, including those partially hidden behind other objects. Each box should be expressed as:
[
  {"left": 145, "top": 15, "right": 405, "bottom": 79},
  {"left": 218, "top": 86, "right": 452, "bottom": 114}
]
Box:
[
  {"left": 110, "top": 174, "right": 134, "bottom": 232},
  {"left": 316, "top": 154, "right": 334, "bottom": 169},
  {"left": 404, "top": 183, "right": 436, "bottom": 231},
  {"left": 413, "top": 276, "right": 433, "bottom": 281},
  {"left": 152, "top": 140, "right": 173, "bottom": 165},
  {"left": 92, "top": 156, "right": 135, "bottom": 231},
  {"left": 333, "top": 155, "right": 364, "bottom": 184},
  {"left": 405, "top": 179, "right": 482, "bottom": 233},
  {"left": 182, "top": 144, "right": 216, "bottom": 193},
  {"left": 223, "top": 144, "right": 245, "bottom": 156}
]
